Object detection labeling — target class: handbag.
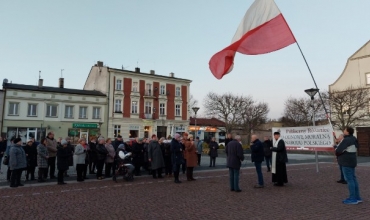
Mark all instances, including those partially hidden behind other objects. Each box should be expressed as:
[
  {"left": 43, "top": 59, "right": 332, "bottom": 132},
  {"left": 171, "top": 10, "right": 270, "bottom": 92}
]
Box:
[{"left": 3, "top": 156, "right": 9, "bottom": 165}]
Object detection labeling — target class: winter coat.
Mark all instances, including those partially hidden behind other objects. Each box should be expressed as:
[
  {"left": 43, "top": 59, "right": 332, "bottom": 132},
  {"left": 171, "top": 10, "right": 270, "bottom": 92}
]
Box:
[
  {"left": 148, "top": 140, "right": 165, "bottom": 169},
  {"left": 23, "top": 144, "right": 38, "bottom": 167},
  {"left": 271, "top": 139, "right": 288, "bottom": 164},
  {"left": 9, "top": 144, "right": 27, "bottom": 170},
  {"left": 335, "top": 134, "right": 359, "bottom": 168},
  {"left": 263, "top": 140, "right": 273, "bottom": 157},
  {"left": 163, "top": 143, "right": 171, "bottom": 157},
  {"left": 105, "top": 144, "right": 116, "bottom": 164},
  {"left": 74, "top": 144, "right": 87, "bottom": 165},
  {"left": 225, "top": 138, "right": 233, "bottom": 148},
  {"left": 67, "top": 143, "right": 74, "bottom": 166},
  {"left": 0, "top": 140, "right": 6, "bottom": 158},
  {"left": 88, "top": 141, "right": 97, "bottom": 162},
  {"left": 46, "top": 137, "right": 58, "bottom": 157},
  {"left": 226, "top": 140, "right": 245, "bottom": 169},
  {"left": 132, "top": 142, "right": 145, "bottom": 164},
  {"left": 57, "top": 146, "right": 71, "bottom": 171},
  {"left": 96, "top": 144, "right": 108, "bottom": 161},
  {"left": 195, "top": 140, "right": 203, "bottom": 154},
  {"left": 171, "top": 138, "right": 184, "bottom": 165},
  {"left": 113, "top": 140, "right": 124, "bottom": 151},
  {"left": 208, "top": 141, "right": 219, "bottom": 157},
  {"left": 185, "top": 140, "right": 198, "bottom": 168},
  {"left": 37, "top": 144, "right": 49, "bottom": 168},
  {"left": 250, "top": 139, "right": 265, "bottom": 163}
]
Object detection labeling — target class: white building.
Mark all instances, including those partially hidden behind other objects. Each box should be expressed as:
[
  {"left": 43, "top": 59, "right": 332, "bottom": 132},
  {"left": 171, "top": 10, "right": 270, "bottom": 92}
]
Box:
[{"left": 2, "top": 78, "right": 107, "bottom": 145}]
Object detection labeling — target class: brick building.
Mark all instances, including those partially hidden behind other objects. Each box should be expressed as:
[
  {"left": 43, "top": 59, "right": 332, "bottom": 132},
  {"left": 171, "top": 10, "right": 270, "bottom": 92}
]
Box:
[{"left": 84, "top": 61, "right": 192, "bottom": 139}]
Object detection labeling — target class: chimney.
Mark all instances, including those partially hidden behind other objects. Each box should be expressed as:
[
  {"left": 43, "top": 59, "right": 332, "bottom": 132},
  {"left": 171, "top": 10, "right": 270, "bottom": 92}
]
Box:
[
  {"left": 59, "top": 78, "right": 64, "bottom": 88},
  {"left": 97, "top": 61, "right": 103, "bottom": 67},
  {"left": 38, "top": 79, "right": 43, "bottom": 87},
  {"left": 150, "top": 70, "right": 155, "bottom": 75},
  {"left": 169, "top": 72, "right": 174, "bottom": 78},
  {"left": 135, "top": 67, "right": 140, "bottom": 73}
]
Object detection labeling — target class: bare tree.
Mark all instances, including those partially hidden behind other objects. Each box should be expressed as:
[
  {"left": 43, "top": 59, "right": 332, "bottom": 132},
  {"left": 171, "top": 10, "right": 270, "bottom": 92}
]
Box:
[
  {"left": 325, "top": 87, "right": 370, "bottom": 130},
  {"left": 203, "top": 92, "right": 243, "bottom": 132},
  {"left": 281, "top": 95, "right": 327, "bottom": 127},
  {"left": 188, "top": 94, "right": 199, "bottom": 117},
  {"left": 239, "top": 99, "right": 269, "bottom": 143}
]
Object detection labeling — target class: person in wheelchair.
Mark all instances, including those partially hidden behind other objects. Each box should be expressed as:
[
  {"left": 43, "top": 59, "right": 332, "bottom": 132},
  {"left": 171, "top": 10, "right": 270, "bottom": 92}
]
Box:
[{"left": 114, "top": 144, "right": 135, "bottom": 181}]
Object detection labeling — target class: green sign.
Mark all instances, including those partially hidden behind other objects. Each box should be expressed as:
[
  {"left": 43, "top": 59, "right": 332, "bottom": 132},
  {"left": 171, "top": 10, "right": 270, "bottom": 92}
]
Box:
[{"left": 72, "top": 123, "right": 98, "bottom": 128}]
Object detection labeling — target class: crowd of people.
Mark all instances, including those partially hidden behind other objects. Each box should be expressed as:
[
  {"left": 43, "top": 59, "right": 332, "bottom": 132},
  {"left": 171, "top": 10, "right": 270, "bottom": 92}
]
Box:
[{"left": 0, "top": 131, "right": 209, "bottom": 187}]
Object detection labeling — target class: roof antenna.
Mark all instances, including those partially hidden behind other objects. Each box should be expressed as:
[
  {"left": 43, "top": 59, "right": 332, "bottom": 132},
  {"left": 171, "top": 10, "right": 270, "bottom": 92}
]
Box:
[
  {"left": 39, "top": 70, "right": 41, "bottom": 79},
  {"left": 61, "top": 69, "right": 64, "bottom": 77}
]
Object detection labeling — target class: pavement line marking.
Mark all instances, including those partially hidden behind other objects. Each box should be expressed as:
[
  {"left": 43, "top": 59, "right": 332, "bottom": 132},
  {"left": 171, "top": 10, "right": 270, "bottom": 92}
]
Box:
[
  {"left": 1, "top": 196, "right": 10, "bottom": 198},
  {"left": 45, "top": 192, "right": 54, "bottom": 194},
  {"left": 158, "top": 181, "right": 164, "bottom": 183},
  {"left": 32, "top": 193, "right": 40, "bottom": 195},
  {"left": 147, "top": 182, "right": 153, "bottom": 184},
  {"left": 61, "top": 190, "right": 70, "bottom": 192},
  {"left": 15, "top": 194, "right": 23, "bottom": 197},
  {"left": 89, "top": 187, "right": 97, "bottom": 190},
  {"left": 124, "top": 184, "right": 132, "bottom": 186},
  {"left": 73, "top": 189, "right": 82, "bottom": 191},
  {"left": 100, "top": 186, "right": 108, "bottom": 188},
  {"left": 113, "top": 185, "right": 122, "bottom": 187},
  {"left": 166, "top": 180, "right": 172, "bottom": 182}
]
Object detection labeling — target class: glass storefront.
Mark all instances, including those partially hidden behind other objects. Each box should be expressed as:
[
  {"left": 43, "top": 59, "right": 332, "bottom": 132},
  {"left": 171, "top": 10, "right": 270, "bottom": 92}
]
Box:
[{"left": 6, "top": 127, "right": 46, "bottom": 145}]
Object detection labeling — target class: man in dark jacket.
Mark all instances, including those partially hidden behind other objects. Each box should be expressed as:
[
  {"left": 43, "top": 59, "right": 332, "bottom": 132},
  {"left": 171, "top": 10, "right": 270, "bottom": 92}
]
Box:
[
  {"left": 171, "top": 133, "right": 184, "bottom": 184},
  {"left": 225, "top": 133, "right": 233, "bottom": 148},
  {"left": 208, "top": 137, "right": 218, "bottom": 167},
  {"left": 263, "top": 136, "right": 273, "bottom": 172},
  {"left": 56, "top": 140, "right": 72, "bottom": 185},
  {"left": 113, "top": 135, "right": 124, "bottom": 151},
  {"left": 335, "top": 127, "right": 362, "bottom": 205},
  {"left": 0, "top": 137, "right": 7, "bottom": 173},
  {"left": 226, "top": 135, "right": 244, "bottom": 192},
  {"left": 251, "top": 135, "right": 264, "bottom": 188},
  {"left": 271, "top": 132, "right": 288, "bottom": 186},
  {"left": 132, "top": 138, "right": 145, "bottom": 176}
]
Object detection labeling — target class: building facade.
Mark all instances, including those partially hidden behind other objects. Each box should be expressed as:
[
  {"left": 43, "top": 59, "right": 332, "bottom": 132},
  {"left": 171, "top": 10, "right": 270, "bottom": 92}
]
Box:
[
  {"left": 0, "top": 89, "right": 4, "bottom": 136},
  {"left": 2, "top": 79, "right": 107, "bottom": 145},
  {"left": 84, "top": 61, "right": 192, "bottom": 139},
  {"left": 189, "top": 117, "right": 226, "bottom": 143}
]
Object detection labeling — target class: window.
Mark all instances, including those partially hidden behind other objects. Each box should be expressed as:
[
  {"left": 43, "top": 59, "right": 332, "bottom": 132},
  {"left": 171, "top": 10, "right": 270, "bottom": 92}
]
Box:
[
  {"left": 46, "top": 104, "right": 58, "bottom": 117},
  {"left": 132, "top": 82, "right": 138, "bottom": 92},
  {"left": 131, "top": 101, "right": 138, "bottom": 114},
  {"left": 114, "top": 125, "right": 121, "bottom": 137},
  {"left": 116, "top": 79, "right": 122, "bottom": 90},
  {"left": 160, "top": 85, "right": 165, "bottom": 95},
  {"left": 65, "top": 106, "right": 74, "bottom": 118},
  {"left": 175, "top": 87, "right": 181, "bottom": 96},
  {"left": 93, "top": 107, "right": 101, "bottom": 119},
  {"left": 175, "top": 104, "right": 181, "bottom": 116},
  {"left": 8, "top": 102, "right": 19, "bottom": 115},
  {"left": 79, "top": 106, "right": 88, "bottom": 119},
  {"left": 160, "top": 103, "right": 165, "bottom": 115},
  {"left": 145, "top": 83, "right": 152, "bottom": 96},
  {"left": 115, "top": 99, "right": 122, "bottom": 112},
  {"left": 27, "top": 104, "right": 37, "bottom": 116},
  {"left": 366, "top": 73, "right": 370, "bottom": 85},
  {"left": 145, "top": 101, "right": 152, "bottom": 114}
]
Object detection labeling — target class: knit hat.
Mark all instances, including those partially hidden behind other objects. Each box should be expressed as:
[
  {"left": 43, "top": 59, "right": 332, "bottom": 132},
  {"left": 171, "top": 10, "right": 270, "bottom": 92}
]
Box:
[
  {"left": 61, "top": 139, "right": 68, "bottom": 145},
  {"left": 174, "top": 133, "right": 181, "bottom": 139},
  {"left": 98, "top": 136, "right": 105, "bottom": 141},
  {"left": 14, "top": 138, "right": 22, "bottom": 144}
]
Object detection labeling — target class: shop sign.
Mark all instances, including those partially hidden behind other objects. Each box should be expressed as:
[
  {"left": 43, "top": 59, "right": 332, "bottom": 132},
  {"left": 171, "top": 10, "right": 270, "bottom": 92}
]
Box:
[
  {"left": 129, "top": 125, "right": 140, "bottom": 130},
  {"left": 72, "top": 123, "right": 98, "bottom": 128},
  {"left": 205, "top": 127, "right": 217, "bottom": 132},
  {"left": 175, "top": 126, "right": 186, "bottom": 132},
  {"left": 188, "top": 126, "right": 200, "bottom": 131}
]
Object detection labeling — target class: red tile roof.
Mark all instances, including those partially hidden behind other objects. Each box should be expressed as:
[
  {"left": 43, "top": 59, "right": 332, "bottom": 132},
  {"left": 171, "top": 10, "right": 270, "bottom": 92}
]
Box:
[{"left": 189, "top": 117, "right": 225, "bottom": 127}]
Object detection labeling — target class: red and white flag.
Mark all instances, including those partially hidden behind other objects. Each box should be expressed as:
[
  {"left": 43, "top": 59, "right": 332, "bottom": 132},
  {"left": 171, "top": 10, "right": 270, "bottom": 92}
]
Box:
[{"left": 209, "top": 0, "right": 296, "bottom": 79}]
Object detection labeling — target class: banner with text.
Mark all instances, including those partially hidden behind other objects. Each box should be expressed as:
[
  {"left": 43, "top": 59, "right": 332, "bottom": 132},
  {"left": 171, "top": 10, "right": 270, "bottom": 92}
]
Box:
[{"left": 271, "top": 125, "right": 334, "bottom": 151}]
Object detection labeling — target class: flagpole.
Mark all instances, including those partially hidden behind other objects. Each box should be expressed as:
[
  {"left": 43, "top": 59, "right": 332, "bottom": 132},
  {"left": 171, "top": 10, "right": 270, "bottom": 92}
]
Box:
[{"left": 295, "top": 42, "right": 335, "bottom": 137}]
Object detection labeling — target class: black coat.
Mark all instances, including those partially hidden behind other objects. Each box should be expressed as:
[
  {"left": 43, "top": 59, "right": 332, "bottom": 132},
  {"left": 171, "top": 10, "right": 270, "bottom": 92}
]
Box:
[
  {"left": 271, "top": 139, "right": 288, "bottom": 164},
  {"left": 171, "top": 139, "right": 184, "bottom": 165},
  {"left": 263, "top": 140, "right": 273, "bottom": 157},
  {"left": 251, "top": 139, "right": 265, "bottom": 162},
  {"left": 57, "top": 146, "right": 72, "bottom": 171},
  {"left": 132, "top": 142, "right": 144, "bottom": 164},
  {"left": 226, "top": 140, "right": 244, "bottom": 169},
  {"left": 208, "top": 141, "right": 219, "bottom": 157},
  {"left": 96, "top": 144, "right": 108, "bottom": 161},
  {"left": 0, "top": 140, "right": 7, "bottom": 158},
  {"left": 23, "top": 145, "right": 38, "bottom": 167},
  {"left": 225, "top": 138, "right": 233, "bottom": 147},
  {"left": 88, "top": 141, "right": 98, "bottom": 162},
  {"left": 113, "top": 140, "right": 124, "bottom": 151}
]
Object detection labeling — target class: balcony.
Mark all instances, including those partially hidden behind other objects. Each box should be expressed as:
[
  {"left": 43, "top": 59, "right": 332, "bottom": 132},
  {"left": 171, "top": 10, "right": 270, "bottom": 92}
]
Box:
[
  {"left": 143, "top": 113, "right": 153, "bottom": 119},
  {"left": 143, "top": 89, "right": 155, "bottom": 98}
]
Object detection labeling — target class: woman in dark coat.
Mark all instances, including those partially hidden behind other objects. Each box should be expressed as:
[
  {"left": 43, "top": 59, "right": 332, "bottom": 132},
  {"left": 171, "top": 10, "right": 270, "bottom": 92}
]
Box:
[
  {"left": 88, "top": 138, "right": 98, "bottom": 174},
  {"left": 95, "top": 137, "right": 108, "bottom": 180},
  {"left": 162, "top": 138, "right": 172, "bottom": 177},
  {"left": 171, "top": 134, "right": 184, "bottom": 183},
  {"left": 23, "top": 139, "right": 38, "bottom": 181},
  {"left": 148, "top": 135, "right": 165, "bottom": 179},
  {"left": 208, "top": 137, "right": 219, "bottom": 167},
  {"left": 132, "top": 138, "right": 145, "bottom": 176},
  {"left": 57, "top": 140, "right": 72, "bottom": 185}
]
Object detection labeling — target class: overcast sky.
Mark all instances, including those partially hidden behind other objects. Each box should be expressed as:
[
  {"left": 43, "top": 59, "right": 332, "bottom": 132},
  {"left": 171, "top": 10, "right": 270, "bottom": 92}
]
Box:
[{"left": 1, "top": 0, "right": 369, "bottom": 119}]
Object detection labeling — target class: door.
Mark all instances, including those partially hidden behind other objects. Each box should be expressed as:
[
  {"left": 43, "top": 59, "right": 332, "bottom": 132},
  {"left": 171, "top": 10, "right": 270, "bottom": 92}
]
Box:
[{"left": 80, "top": 131, "right": 89, "bottom": 141}]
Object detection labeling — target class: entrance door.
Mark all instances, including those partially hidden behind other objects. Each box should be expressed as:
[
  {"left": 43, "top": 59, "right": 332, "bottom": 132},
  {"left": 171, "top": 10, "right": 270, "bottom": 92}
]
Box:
[{"left": 80, "top": 131, "right": 88, "bottom": 140}]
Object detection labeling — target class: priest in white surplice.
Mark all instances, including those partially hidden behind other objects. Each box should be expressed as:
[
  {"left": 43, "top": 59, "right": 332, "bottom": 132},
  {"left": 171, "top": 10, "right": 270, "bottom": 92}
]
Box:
[{"left": 271, "top": 131, "right": 288, "bottom": 186}]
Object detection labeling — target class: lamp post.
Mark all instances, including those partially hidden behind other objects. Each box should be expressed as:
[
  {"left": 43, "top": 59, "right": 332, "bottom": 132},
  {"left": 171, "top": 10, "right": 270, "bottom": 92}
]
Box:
[
  {"left": 192, "top": 107, "right": 200, "bottom": 138},
  {"left": 98, "top": 118, "right": 103, "bottom": 137},
  {"left": 304, "top": 88, "right": 320, "bottom": 172}
]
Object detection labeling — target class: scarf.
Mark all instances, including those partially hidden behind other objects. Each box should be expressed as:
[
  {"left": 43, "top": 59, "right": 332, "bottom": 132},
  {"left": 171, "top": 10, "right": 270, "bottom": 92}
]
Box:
[{"left": 271, "top": 138, "right": 282, "bottom": 174}]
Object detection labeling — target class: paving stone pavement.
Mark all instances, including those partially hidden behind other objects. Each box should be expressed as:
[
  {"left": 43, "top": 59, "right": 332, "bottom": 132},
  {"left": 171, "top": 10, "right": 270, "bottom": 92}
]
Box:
[{"left": 0, "top": 163, "right": 369, "bottom": 219}]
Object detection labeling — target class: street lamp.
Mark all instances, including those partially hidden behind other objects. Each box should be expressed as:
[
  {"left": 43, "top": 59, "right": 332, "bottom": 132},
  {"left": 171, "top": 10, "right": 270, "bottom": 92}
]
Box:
[
  {"left": 304, "top": 88, "right": 320, "bottom": 173},
  {"left": 98, "top": 118, "right": 103, "bottom": 137},
  {"left": 192, "top": 107, "right": 200, "bottom": 138}
]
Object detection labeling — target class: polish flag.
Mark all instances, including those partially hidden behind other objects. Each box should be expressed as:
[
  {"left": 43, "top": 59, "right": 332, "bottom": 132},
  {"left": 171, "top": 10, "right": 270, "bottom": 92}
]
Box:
[{"left": 209, "top": 0, "right": 296, "bottom": 79}]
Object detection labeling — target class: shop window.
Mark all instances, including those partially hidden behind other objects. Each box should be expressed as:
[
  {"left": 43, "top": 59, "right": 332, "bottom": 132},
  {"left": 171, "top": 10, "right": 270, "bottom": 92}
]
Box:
[
  {"left": 129, "top": 130, "right": 138, "bottom": 138},
  {"left": 8, "top": 102, "right": 19, "bottom": 116},
  {"left": 27, "top": 104, "right": 37, "bottom": 117},
  {"left": 46, "top": 104, "right": 58, "bottom": 117}
]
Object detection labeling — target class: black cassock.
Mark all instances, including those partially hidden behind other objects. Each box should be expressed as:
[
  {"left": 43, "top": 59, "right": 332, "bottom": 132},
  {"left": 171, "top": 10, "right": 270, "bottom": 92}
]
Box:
[{"left": 272, "top": 139, "right": 288, "bottom": 184}]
